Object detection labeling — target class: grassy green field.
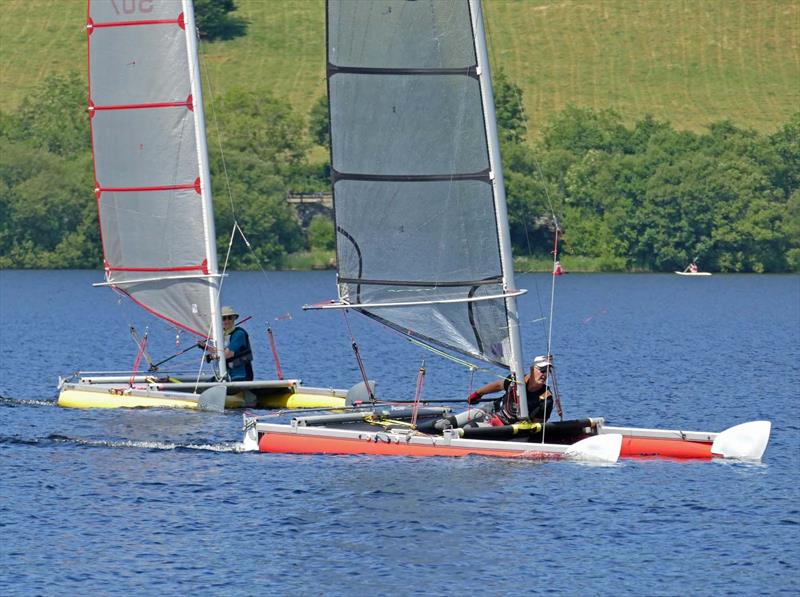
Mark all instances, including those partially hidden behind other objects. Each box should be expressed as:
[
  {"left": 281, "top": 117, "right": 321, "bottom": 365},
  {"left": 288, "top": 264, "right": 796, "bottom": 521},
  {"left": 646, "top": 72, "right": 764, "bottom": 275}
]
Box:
[{"left": 1, "top": 0, "right": 798, "bottom": 136}]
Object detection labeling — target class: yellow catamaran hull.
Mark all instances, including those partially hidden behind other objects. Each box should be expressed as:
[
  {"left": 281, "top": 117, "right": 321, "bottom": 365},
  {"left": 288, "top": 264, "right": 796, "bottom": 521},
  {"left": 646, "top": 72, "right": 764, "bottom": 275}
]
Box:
[{"left": 57, "top": 379, "right": 348, "bottom": 411}]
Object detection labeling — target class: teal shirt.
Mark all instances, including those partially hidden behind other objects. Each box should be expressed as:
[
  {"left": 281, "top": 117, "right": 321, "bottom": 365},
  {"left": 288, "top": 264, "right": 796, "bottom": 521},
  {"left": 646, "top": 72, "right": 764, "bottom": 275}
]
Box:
[{"left": 225, "top": 327, "right": 253, "bottom": 381}]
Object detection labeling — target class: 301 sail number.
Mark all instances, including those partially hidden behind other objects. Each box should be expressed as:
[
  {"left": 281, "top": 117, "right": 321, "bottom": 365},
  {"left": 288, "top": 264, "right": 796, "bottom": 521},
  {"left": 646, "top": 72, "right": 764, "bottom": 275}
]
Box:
[{"left": 110, "top": 0, "right": 155, "bottom": 15}]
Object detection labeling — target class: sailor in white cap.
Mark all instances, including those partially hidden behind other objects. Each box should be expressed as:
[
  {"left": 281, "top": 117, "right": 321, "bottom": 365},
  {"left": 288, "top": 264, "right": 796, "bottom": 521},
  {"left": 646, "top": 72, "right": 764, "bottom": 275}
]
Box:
[{"left": 467, "top": 354, "right": 553, "bottom": 423}]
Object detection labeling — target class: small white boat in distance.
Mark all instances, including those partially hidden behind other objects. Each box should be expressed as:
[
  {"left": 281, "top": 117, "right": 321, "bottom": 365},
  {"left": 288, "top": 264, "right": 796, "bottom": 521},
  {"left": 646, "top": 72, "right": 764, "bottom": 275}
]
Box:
[{"left": 676, "top": 262, "right": 711, "bottom": 276}]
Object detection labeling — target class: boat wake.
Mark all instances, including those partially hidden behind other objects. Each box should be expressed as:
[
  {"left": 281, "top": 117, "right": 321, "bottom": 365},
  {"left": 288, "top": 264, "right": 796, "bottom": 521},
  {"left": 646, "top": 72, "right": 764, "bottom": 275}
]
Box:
[
  {"left": 0, "top": 395, "right": 58, "bottom": 408},
  {"left": 0, "top": 433, "right": 248, "bottom": 453}
]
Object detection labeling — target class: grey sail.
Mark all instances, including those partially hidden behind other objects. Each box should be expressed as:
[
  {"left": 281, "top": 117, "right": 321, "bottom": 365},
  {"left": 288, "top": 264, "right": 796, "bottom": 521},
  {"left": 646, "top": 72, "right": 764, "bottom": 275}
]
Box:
[
  {"left": 87, "top": 0, "right": 222, "bottom": 342},
  {"left": 327, "top": 0, "right": 520, "bottom": 368}
]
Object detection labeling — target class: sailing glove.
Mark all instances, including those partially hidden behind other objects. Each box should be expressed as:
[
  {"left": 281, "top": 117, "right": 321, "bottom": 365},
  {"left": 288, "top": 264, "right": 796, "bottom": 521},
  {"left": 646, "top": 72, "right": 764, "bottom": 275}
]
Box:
[{"left": 467, "top": 391, "right": 481, "bottom": 405}]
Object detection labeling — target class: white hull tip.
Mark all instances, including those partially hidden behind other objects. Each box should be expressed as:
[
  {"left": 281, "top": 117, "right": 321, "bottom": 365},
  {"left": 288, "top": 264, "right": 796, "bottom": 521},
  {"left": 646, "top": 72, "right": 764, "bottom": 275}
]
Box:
[
  {"left": 563, "top": 433, "right": 622, "bottom": 464},
  {"left": 242, "top": 414, "right": 260, "bottom": 452},
  {"left": 711, "top": 420, "right": 771, "bottom": 460}
]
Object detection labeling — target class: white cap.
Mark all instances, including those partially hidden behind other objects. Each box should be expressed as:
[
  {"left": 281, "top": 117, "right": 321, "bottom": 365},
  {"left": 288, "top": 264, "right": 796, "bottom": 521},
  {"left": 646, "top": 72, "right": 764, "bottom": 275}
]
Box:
[{"left": 532, "top": 355, "right": 552, "bottom": 369}]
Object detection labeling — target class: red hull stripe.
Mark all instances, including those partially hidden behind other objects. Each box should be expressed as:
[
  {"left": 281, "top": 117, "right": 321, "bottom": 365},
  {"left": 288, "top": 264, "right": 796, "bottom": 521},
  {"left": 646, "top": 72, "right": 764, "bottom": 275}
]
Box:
[
  {"left": 91, "top": 100, "right": 192, "bottom": 112},
  {"left": 259, "top": 433, "right": 562, "bottom": 459},
  {"left": 88, "top": 18, "right": 180, "bottom": 30},
  {"left": 620, "top": 437, "right": 713, "bottom": 459}
]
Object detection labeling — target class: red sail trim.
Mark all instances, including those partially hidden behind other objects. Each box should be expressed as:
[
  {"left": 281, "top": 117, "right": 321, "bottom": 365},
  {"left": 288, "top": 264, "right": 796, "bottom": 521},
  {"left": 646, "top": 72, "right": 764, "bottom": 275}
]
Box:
[
  {"left": 87, "top": 3, "right": 109, "bottom": 270},
  {"left": 109, "top": 286, "right": 208, "bottom": 339},
  {"left": 86, "top": 4, "right": 208, "bottom": 342},
  {"left": 97, "top": 183, "right": 197, "bottom": 194},
  {"left": 92, "top": 99, "right": 192, "bottom": 111},
  {"left": 107, "top": 264, "right": 208, "bottom": 273},
  {"left": 90, "top": 18, "right": 181, "bottom": 29}
]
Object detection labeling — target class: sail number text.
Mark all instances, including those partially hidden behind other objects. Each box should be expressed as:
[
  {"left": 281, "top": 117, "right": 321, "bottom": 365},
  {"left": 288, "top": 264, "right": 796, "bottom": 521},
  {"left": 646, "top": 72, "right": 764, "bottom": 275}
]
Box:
[{"left": 110, "top": 0, "right": 155, "bottom": 15}]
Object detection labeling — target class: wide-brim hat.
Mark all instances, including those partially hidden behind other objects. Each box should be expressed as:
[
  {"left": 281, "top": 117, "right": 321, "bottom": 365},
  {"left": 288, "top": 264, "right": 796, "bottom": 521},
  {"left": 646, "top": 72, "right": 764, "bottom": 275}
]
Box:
[{"left": 221, "top": 306, "right": 239, "bottom": 319}]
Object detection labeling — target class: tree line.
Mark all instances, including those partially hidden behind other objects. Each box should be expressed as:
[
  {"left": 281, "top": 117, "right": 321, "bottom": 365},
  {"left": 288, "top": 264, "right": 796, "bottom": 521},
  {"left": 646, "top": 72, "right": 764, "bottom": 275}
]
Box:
[
  {"left": 1, "top": 71, "right": 797, "bottom": 272},
  {"left": 0, "top": 73, "right": 322, "bottom": 270},
  {"left": 492, "top": 72, "right": 799, "bottom": 272}
]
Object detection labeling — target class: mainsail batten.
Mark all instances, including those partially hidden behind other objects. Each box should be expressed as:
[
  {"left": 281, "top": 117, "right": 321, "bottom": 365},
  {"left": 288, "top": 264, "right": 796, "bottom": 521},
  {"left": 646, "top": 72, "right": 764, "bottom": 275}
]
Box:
[
  {"left": 87, "top": 0, "right": 223, "bottom": 356},
  {"left": 331, "top": 171, "right": 491, "bottom": 183},
  {"left": 328, "top": 65, "right": 480, "bottom": 78},
  {"left": 327, "top": 0, "right": 518, "bottom": 369},
  {"left": 337, "top": 276, "right": 503, "bottom": 288},
  {"left": 91, "top": 100, "right": 194, "bottom": 111}
]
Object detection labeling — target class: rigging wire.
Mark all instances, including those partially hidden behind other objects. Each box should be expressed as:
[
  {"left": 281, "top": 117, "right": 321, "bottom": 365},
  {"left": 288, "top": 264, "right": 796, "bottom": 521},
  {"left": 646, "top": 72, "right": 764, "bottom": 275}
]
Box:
[
  {"left": 200, "top": 45, "right": 282, "bottom": 291},
  {"left": 341, "top": 310, "right": 376, "bottom": 402},
  {"left": 411, "top": 360, "right": 426, "bottom": 427},
  {"left": 129, "top": 329, "right": 149, "bottom": 387},
  {"left": 266, "top": 326, "right": 285, "bottom": 380},
  {"left": 194, "top": 32, "right": 293, "bottom": 386},
  {"left": 485, "top": 6, "right": 565, "bottom": 430}
]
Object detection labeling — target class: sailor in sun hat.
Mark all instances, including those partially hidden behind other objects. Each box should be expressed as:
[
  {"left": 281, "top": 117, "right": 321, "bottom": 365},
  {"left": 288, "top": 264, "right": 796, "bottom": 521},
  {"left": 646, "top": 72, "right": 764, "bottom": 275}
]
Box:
[
  {"left": 220, "top": 305, "right": 253, "bottom": 381},
  {"left": 221, "top": 305, "right": 239, "bottom": 320}
]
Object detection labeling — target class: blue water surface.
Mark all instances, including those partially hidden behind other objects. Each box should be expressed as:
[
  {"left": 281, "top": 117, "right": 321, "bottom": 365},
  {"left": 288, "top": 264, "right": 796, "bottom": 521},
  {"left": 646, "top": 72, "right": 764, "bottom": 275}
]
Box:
[{"left": 1, "top": 270, "right": 798, "bottom": 596}]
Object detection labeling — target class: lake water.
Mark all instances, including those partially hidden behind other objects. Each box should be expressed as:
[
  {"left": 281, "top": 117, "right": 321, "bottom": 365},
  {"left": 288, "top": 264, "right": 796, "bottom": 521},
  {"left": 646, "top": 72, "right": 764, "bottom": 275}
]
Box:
[{"left": 1, "top": 270, "right": 798, "bottom": 596}]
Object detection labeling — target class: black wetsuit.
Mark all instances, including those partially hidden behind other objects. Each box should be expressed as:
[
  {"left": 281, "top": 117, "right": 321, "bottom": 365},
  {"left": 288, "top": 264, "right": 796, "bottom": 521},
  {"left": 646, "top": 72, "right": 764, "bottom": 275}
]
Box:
[{"left": 497, "top": 377, "right": 553, "bottom": 424}]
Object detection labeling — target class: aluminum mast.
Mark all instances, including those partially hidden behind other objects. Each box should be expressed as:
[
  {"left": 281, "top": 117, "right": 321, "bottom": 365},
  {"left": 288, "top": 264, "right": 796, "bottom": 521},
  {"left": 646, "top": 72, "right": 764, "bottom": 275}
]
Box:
[
  {"left": 183, "top": 0, "right": 226, "bottom": 379},
  {"left": 470, "top": 0, "right": 528, "bottom": 417}
]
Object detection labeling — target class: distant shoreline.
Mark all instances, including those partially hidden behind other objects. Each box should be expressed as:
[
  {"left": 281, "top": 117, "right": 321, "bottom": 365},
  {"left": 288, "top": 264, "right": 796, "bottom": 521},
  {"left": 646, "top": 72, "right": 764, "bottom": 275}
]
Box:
[{"left": 2, "top": 265, "right": 795, "bottom": 274}]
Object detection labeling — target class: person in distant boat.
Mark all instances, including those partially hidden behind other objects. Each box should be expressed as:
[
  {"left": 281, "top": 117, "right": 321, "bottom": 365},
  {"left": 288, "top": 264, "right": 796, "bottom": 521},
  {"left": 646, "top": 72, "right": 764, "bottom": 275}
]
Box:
[
  {"left": 220, "top": 306, "right": 254, "bottom": 381},
  {"left": 689, "top": 262, "right": 698, "bottom": 273},
  {"left": 467, "top": 355, "right": 553, "bottom": 423}
]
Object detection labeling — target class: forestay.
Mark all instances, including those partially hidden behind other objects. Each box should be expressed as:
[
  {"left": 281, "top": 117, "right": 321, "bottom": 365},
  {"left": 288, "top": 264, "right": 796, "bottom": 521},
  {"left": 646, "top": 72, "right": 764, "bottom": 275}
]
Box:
[
  {"left": 327, "top": 0, "right": 523, "bottom": 368},
  {"left": 87, "top": 0, "right": 222, "bottom": 340}
]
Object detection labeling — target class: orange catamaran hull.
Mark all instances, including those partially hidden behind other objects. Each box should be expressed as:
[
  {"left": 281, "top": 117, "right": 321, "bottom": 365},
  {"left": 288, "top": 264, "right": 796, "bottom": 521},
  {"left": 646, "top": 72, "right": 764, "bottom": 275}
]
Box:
[
  {"left": 245, "top": 417, "right": 770, "bottom": 463},
  {"left": 619, "top": 437, "right": 713, "bottom": 459}
]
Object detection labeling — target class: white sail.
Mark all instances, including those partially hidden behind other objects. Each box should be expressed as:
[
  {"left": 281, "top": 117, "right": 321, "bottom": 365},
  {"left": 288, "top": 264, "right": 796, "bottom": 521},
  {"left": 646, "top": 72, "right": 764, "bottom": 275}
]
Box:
[
  {"left": 326, "top": 0, "right": 525, "bottom": 386},
  {"left": 87, "top": 0, "right": 223, "bottom": 355}
]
